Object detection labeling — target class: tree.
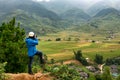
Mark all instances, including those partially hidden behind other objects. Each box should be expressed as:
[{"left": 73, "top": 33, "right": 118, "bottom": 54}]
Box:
[
  {"left": 56, "top": 38, "right": 61, "bottom": 41},
  {"left": 95, "top": 74, "right": 102, "bottom": 80},
  {"left": 102, "top": 67, "right": 113, "bottom": 80},
  {"left": 74, "top": 50, "right": 88, "bottom": 66},
  {"left": 88, "top": 73, "right": 96, "bottom": 80},
  {"left": 0, "top": 18, "right": 28, "bottom": 73},
  {"left": 106, "top": 57, "right": 120, "bottom": 65},
  {"left": 74, "top": 50, "right": 82, "bottom": 60},
  {"left": 94, "top": 54, "right": 103, "bottom": 64},
  {"left": 116, "top": 75, "right": 120, "bottom": 80}
]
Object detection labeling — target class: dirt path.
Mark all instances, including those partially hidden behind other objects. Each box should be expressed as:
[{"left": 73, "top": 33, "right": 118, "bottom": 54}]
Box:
[
  {"left": 63, "top": 59, "right": 81, "bottom": 65},
  {"left": 52, "top": 59, "right": 82, "bottom": 66},
  {"left": 5, "top": 72, "right": 52, "bottom": 80}
]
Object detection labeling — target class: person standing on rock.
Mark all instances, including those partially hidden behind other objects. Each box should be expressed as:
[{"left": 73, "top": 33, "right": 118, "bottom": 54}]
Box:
[{"left": 25, "top": 32, "right": 45, "bottom": 74}]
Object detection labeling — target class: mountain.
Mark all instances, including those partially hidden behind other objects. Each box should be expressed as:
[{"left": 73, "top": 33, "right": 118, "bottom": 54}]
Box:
[
  {"left": 0, "top": 0, "right": 62, "bottom": 34},
  {"left": 1, "top": 0, "right": 120, "bottom": 35},
  {"left": 87, "top": 1, "right": 110, "bottom": 16},
  {"left": 70, "top": 8, "right": 120, "bottom": 34},
  {"left": 0, "top": 0, "right": 60, "bottom": 20},
  {"left": 40, "top": 0, "right": 75, "bottom": 14},
  {"left": 94, "top": 8, "right": 120, "bottom": 18},
  {"left": 61, "top": 8, "right": 91, "bottom": 23},
  {"left": 0, "top": 0, "right": 91, "bottom": 34},
  {"left": 40, "top": 0, "right": 92, "bottom": 15},
  {"left": 91, "top": 8, "right": 120, "bottom": 30}
]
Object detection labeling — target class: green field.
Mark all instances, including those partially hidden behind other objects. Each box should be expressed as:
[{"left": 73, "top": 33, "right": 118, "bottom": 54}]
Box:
[
  {"left": 37, "top": 38, "right": 120, "bottom": 62},
  {"left": 36, "top": 31, "right": 120, "bottom": 62}
]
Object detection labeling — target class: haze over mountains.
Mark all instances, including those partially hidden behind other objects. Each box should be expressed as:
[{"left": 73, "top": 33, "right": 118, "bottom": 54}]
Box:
[
  {"left": 41, "top": 0, "right": 120, "bottom": 15},
  {"left": 0, "top": 0, "right": 120, "bottom": 35}
]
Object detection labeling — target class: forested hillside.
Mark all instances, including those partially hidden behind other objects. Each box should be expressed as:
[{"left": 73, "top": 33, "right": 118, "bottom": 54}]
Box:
[
  {"left": 0, "top": 0, "right": 120, "bottom": 36},
  {"left": 0, "top": 0, "right": 61, "bottom": 35},
  {"left": 69, "top": 8, "right": 120, "bottom": 36},
  {"left": 61, "top": 8, "right": 91, "bottom": 23}
]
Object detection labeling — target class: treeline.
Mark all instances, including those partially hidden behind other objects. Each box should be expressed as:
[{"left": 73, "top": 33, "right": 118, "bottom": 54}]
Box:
[
  {"left": 74, "top": 50, "right": 120, "bottom": 80},
  {"left": 74, "top": 50, "right": 120, "bottom": 65},
  {"left": 106, "top": 57, "right": 120, "bottom": 65}
]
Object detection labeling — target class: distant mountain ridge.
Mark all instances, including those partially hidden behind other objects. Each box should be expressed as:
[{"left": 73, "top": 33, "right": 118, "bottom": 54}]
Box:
[
  {"left": 0, "top": 0, "right": 60, "bottom": 20},
  {"left": 70, "top": 7, "right": 120, "bottom": 34},
  {"left": 94, "top": 8, "right": 120, "bottom": 18},
  {"left": 87, "top": 1, "right": 110, "bottom": 16},
  {"left": 0, "top": 0, "right": 120, "bottom": 35},
  {"left": 61, "top": 8, "right": 91, "bottom": 21},
  {"left": 0, "top": 0, "right": 62, "bottom": 34}
]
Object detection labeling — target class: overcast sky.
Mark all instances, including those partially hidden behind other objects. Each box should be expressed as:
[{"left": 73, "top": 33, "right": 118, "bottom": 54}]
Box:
[
  {"left": 32, "top": 0, "right": 120, "bottom": 9},
  {"left": 32, "top": 0, "right": 120, "bottom": 5},
  {"left": 0, "top": 0, "right": 119, "bottom": 10},
  {"left": 32, "top": 0, "right": 102, "bottom": 2}
]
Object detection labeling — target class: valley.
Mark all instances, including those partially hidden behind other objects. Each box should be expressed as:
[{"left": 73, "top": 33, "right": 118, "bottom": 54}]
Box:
[{"left": 0, "top": 0, "right": 120, "bottom": 80}]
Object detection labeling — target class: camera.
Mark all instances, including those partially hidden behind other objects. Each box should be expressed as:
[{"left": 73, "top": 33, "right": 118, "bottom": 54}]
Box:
[{"left": 33, "top": 34, "right": 37, "bottom": 38}]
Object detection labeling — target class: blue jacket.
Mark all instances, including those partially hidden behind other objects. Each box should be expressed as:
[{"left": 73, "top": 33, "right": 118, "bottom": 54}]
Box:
[{"left": 25, "top": 38, "right": 38, "bottom": 57}]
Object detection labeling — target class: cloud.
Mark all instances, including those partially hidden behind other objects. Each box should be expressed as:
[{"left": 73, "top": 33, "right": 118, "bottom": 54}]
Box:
[
  {"left": 32, "top": 0, "right": 120, "bottom": 9},
  {"left": 32, "top": 0, "right": 50, "bottom": 2}
]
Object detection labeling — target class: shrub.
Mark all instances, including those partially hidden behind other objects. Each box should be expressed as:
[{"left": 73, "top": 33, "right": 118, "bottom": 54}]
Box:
[
  {"left": 74, "top": 50, "right": 88, "bottom": 66},
  {"left": 51, "top": 59, "right": 55, "bottom": 64},
  {"left": 74, "top": 38, "right": 80, "bottom": 42},
  {"left": 94, "top": 54, "right": 103, "bottom": 64},
  {"left": 32, "top": 65, "right": 41, "bottom": 73},
  {"left": 102, "top": 67, "right": 113, "bottom": 80},
  {"left": 116, "top": 75, "right": 120, "bottom": 80},
  {"left": 47, "top": 39, "right": 52, "bottom": 41},
  {"left": 0, "top": 62, "right": 7, "bottom": 80},
  {"left": 56, "top": 38, "right": 61, "bottom": 41},
  {"left": 106, "top": 57, "right": 120, "bottom": 65},
  {"left": 95, "top": 74, "right": 102, "bottom": 80},
  {"left": 0, "top": 18, "right": 28, "bottom": 73},
  {"left": 66, "top": 37, "right": 71, "bottom": 41},
  {"left": 45, "top": 65, "right": 81, "bottom": 80}
]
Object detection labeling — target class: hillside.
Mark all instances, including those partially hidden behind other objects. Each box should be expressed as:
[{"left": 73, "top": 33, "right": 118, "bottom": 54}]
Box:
[
  {"left": 0, "top": 10, "right": 60, "bottom": 34},
  {"left": 0, "top": 0, "right": 61, "bottom": 34},
  {"left": 41, "top": 0, "right": 75, "bottom": 14},
  {"left": 91, "top": 8, "right": 120, "bottom": 31},
  {"left": 94, "top": 8, "right": 120, "bottom": 18},
  {"left": 0, "top": 0, "right": 60, "bottom": 20},
  {"left": 87, "top": 1, "right": 110, "bottom": 16},
  {"left": 0, "top": 0, "right": 120, "bottom": 35},
  {"left": 61, "top": 8, "right": 91, "bottom": 22},
  {"left": 40, "top": 0, "right": 91, "bottom": 14},
  {"left": 69, "top": 8, "right": 120, "bottom": 35}
]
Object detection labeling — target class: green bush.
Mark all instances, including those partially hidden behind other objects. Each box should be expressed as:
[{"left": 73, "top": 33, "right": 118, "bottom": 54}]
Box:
[
  {"left": 32, "top": 65, "right": 41, "bottom": 73},
  {"left": 0, "top": 62, "right": 7, "bottom": 80},
  {"left": 0, "top": 18, "right": 28, "bottom": 73},
  {"left": 106, "top": 57, "right": 120, "bottom": 65},
  {"left": 74, "top": 50, "right": 88, "bottom": 66},
  {"left": 116, "top": 75, "right": 120, "bottom": 80},
  {"left": 45, "top": 65, "right": 81, "bottom": 80},
  {"left": 56, "top": 38, "right": 61, "bottom": 41},
  {"left": 102, "top": 67, "right": 113, "bottom": 80},
  {"left": 94, "top": 54, "right": 103, "bottom": 64},
  {"left": 51, "top": 59, "right": 55, "bottom": 64}
]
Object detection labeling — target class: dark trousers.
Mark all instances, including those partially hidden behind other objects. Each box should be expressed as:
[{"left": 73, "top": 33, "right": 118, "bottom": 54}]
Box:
[{"left": 28, "top": 51, "right": 44, "bottom": 74}]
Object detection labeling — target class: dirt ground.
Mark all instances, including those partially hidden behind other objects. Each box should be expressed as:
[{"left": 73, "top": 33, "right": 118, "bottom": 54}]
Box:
[
  {"left": 4, "top": 60, "right": 80, "bottom": 80},
  {"left": 5, "top": 72, "right": 52, "bottom": 80}
]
